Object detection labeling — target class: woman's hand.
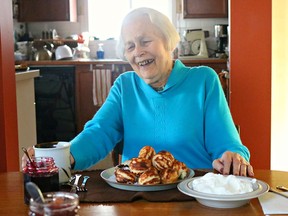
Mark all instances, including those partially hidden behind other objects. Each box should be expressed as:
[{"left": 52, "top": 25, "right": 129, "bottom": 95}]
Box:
[
  {"left": 212, "top": 151, "right": 254, "bottom": 177},
  {"left": 21, "top": 146, "right": 35, "bottom": 170}
]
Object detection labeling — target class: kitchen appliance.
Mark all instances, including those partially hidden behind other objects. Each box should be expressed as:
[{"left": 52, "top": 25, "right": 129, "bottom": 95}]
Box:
[
  {"left": 215, "top": 24, "right": 228, "bottom": 55},
  {"left": 180, "top": 30, "right": 208, "bottom": 58},
  {"left": 30, "top": 66, "right": 76, "bottom": 143}
]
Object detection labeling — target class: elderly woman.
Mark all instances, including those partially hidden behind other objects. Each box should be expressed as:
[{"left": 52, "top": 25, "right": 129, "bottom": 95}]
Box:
[{"left": 23, "top": 8, "right": 254, "bottom": 177}]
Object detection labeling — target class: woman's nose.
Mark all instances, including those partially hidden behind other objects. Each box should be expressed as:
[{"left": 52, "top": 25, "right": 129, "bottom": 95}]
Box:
[{"left": 134, "top": 45, "right": 145, "bottom": 57}]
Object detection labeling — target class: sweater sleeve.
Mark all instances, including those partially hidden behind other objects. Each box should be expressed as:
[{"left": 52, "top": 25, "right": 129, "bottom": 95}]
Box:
[
  {"left": 70, "top": 78, "right": 124, "bottom": 170},
  {"left": 203, "top": 67, "right": 250, "bottom": 162}
]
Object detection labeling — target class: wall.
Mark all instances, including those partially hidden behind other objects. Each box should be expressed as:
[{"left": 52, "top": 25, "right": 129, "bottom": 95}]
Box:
[
  {"left": 230, "top": 0, "right": 271, "bottom": 169},
  {"left": 271, "top": 0, "right": 288, "bottom": 171},
  {"left": 0, "top": 0, "right": 20, "bottom": 171}
]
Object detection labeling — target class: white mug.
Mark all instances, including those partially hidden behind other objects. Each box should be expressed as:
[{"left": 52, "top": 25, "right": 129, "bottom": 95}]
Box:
[{"left": 34, "top": 141, "right": 71, "bottom": 183}]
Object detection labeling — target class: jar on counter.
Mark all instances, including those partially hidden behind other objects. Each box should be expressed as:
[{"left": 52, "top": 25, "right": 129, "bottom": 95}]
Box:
[{"left": 23, "top": 157, "right": 59, "bottom": 205}]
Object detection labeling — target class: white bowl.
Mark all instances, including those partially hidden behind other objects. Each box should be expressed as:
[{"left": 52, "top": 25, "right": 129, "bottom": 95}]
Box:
[
  {"left": 177, "top": 176, "right": 269, "bottom": 208},
  {"left": 55, "top": 45, "right": 73, "bottom": 60}
]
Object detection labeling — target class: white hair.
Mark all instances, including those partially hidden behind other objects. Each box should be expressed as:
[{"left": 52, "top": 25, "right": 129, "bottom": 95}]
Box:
[{"left": 116, "top": 7, "right": 180, "bottom": 60}]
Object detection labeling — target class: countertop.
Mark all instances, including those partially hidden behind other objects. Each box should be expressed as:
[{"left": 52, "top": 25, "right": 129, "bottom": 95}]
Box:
[
  {"left": 16, "top": 58, "right": 227, "bottom": 66},
  {"left": 15, "top": 69, "right": 40, "bottom": 81}
]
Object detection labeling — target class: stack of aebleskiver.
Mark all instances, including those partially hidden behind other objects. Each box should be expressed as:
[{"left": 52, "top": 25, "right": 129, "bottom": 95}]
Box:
[{"left": 114, "top": 146, "right": 190, "bottom": 185}]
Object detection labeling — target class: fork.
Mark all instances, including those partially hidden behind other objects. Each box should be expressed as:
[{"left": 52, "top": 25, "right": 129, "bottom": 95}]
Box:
[
  {"left": 70, "top": 174, "right": 82, "bottom": 193},
  {"left": 78, "top": 176, "right": 90, "bottom": 192}
]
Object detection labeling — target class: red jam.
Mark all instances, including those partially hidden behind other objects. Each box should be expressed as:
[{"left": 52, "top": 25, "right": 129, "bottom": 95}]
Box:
[
  {"left": 23, "top": 157, "right": 59, "bottom": 204},
  {"left": 29, "top": 192, "right": 79, "bottom": 216}
]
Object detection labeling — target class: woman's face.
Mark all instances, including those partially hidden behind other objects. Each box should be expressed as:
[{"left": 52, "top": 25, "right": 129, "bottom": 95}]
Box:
[{"left": 121, "top": 15, "right": 173, "bottom": 88}]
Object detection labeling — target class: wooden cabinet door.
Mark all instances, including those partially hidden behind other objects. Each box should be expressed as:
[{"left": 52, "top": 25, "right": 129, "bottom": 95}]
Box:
[
  {"left": 182, "top": 61, "right": 229, "bottom": 104},
  {"left": 75, "top": 65, "right": 98, "bottom": 132},
  {"left": 183, "top": 0, "right": 228, "bottom": 18},
  {"left": 75, "top": 63, "right": 132, "bottom": 132},
  {"left": 18, "top": 0, "right": 77, "bottom": 22}
]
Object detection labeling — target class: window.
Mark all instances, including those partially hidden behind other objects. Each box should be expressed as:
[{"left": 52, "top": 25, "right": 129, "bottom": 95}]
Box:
[{"left": 88, "top": 0, "right": 172, "bottom": 40}]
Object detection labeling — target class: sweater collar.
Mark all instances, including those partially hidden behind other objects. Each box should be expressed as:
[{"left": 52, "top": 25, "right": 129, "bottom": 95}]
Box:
[{"left": 136, "top": 59, "right": 188, "bottom": 94}]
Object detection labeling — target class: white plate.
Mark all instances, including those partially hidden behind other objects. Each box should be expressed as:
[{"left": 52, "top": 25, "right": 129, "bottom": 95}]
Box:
[
  {"left": 101, "top": 167, "right": 195, "bottom": 192},
  {"left": 177, "top": 176, "right": 269, "bottom": 208}
]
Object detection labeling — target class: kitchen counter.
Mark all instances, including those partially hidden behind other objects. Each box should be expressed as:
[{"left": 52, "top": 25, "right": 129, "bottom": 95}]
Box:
[
  {"left": 15, "top": 69, "right": 40, "bottom": 81},
  {"left": 15, "top": 70, "right": 39, "bottom": 170},
  {"left": 16, "top": 58, "right": 227, "bottom": 66}
]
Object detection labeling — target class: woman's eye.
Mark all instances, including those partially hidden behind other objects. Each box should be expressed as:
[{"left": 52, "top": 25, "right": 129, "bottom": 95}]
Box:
[
  {"left": 126, "top": 44, "right": 135, "bottom": 51},
  {"left": 142, "top": 40, "right": 151, "bottom": 46}
]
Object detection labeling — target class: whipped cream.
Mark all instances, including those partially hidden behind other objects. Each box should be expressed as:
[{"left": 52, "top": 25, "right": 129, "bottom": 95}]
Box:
[{"left": 192, "top": 173, "right": 254, "bottom": 195}]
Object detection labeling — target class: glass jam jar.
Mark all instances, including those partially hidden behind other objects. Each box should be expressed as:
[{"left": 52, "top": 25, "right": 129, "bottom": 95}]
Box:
[
  {"left": 23, "top": 157, "right": 59, "bottom": 205},
  {"left": 29, "top": 192, "right": 79, "bottom": 216}
]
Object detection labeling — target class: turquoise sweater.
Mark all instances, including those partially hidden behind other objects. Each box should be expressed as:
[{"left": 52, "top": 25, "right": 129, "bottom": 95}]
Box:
[{"left": 71, "top": 60, "right": 250, "bottom": 170}]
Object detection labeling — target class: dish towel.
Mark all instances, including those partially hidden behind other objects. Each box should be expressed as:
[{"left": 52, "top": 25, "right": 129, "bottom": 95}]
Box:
[
  {"left": 92, "top": 69, "right": 112, "bottom": 106},
  {"left": 258, "top": 192, "right": 288, "bottom": 214}
]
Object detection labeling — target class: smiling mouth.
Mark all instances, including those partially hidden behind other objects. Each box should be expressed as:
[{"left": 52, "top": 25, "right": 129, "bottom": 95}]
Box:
[{"left": 138, "top": 59, "right": 154, "bottom": 66}]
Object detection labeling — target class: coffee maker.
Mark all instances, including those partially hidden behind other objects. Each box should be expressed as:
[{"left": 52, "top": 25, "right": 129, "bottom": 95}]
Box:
[{"left": 215, "top": 24, "right": 228, "bottom": 56}]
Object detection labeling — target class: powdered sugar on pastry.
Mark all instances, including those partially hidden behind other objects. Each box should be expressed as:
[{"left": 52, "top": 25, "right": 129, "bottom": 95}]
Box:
[{"left": 192, "top": 173, "right": 254, "bottom": 195}]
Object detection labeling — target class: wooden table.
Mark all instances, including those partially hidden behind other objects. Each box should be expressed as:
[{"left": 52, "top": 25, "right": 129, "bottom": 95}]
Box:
[{"left": 0, "top": 170, "right": 287, "bottom": 215}]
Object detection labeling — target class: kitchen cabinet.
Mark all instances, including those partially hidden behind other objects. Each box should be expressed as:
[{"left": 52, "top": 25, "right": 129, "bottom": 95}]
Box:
[
  {"left": 16, "top": 70, "right": 39, "bottom": 169},
  {"left": 181, "top": 59, "right": 229, "bottom": 103},
  {"left": 75, "top": 65, "right": 99, "bottom": 132},
  {"left": 75, "top": 63, "right": 132, "bottom": 132},
  {"left": 18, "top": 0, "right": 77, "bottom": 22},
  {"left": 183, "top": 0, "right": 228, "bottom": 18}
]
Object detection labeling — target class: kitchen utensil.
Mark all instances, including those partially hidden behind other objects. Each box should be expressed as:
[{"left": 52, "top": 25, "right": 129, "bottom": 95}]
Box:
[
  {"left": 269, "top": 187, "right": 288, "bottom": 199},
  {"left": 55, "top": 45, "right": 73, "bottom": 60},
  {"left": 101, "top": 166, "right": 195, "bottom": 191},
  {"left": 79, "top": 176, "right": 90, "bottom": 192},
  {"left": 276, "top": 185, "right": 288, "bottom": 191},
  {"left": 70, "top": 174, "right": 82, "bottom": 193},
  {"left": 22, "top": 147, "right": 34, "bottom": 164},
  {"left": 28, "top": 192, "right": 79, "bottom": 215},
  {"left": 34, "top": 45, "right": 52, "bottom": 61},
  {"left": 178, "top": 176, "right": 269, "bottom": 208},
  {"left": 25, "top": 182, "right": 45, "bottom": 203}
]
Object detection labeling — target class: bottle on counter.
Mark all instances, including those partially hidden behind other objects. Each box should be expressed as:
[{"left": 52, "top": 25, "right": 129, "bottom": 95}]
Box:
[
  {"left": 96, "top": 43, "right": 104, "bottom": 59},
  {"left": 23, "top": 157, "right": 59, "bottom": 205}
]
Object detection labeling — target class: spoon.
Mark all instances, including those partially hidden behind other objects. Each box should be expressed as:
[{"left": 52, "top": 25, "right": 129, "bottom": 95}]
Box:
[
  {"left": 26, "top": 182, "right": 45, "bottom": 203},
  {"left": 22, "top": 147, "right": 34, "bottom": 164},
  {"left": 276, "top": 185, "right": 288, "bottom": 191}
]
